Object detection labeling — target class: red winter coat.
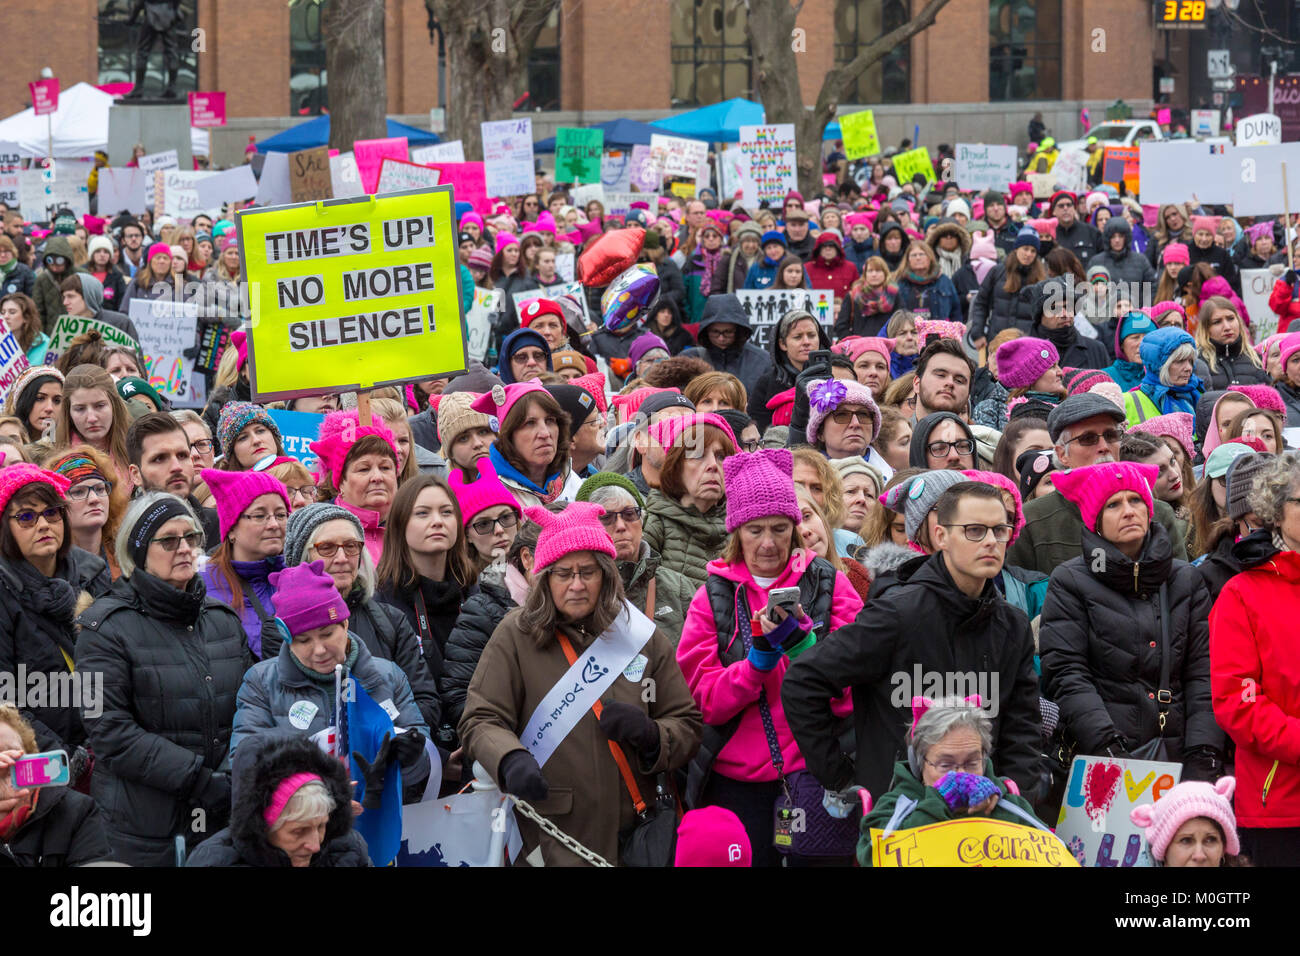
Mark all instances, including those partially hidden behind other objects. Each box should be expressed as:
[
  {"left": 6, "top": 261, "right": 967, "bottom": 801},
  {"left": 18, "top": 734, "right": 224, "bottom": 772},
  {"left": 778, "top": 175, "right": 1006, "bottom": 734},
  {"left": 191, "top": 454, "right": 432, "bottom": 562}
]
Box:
[
  {"left": 1210, "top": 549, "right": 1300, "bottom": 827},
  {"left": 1267, "top": 277, "right": 1300, "bottom": 334},
  {"left": 804, "top": 233, "right": 861, "bottom": 303}
]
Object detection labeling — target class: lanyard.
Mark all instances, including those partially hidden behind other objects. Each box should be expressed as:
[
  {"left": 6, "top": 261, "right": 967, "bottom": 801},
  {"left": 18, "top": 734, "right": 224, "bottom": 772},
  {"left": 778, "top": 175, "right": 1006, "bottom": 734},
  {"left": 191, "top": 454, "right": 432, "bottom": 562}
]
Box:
[{"left": 413, "top": 589, "right": 433, "bottom": 656}]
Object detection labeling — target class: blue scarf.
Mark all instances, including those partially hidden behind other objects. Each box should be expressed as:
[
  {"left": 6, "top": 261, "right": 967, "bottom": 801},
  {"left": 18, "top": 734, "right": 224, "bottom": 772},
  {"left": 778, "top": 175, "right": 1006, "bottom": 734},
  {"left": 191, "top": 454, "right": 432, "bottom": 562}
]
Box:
[
  {"left": 488, "top": 443, "right": 561, "bottom": 497},
  {"left": 890, "top": 351, "right": 916, "bottom": 377},
  {"left": 1139, "top": 368, "right": 1203, "bottom": 416},
  {"left": 1105, "top": 359, "right": 1144, "bottom": 392}
]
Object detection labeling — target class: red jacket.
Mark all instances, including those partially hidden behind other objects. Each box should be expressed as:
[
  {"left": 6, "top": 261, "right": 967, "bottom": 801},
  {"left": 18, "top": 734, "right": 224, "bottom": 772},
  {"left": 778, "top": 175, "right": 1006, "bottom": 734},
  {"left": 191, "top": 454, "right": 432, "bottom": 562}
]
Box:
[
  {"left": 805, "top": 233, "right": 861, "bottom": 303},
  {"left": 1210, "top": 549, "right": 1300, "bottom": 827},
  {"left": 1268, "top": 277, "right": 1300, "bottom": 334}
]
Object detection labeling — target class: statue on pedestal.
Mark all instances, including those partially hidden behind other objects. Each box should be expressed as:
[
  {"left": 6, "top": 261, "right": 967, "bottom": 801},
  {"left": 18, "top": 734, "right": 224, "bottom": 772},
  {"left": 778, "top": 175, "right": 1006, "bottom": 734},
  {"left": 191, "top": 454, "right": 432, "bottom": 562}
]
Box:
[{"left": 122, "top": 0, "right": 184, "bottom": 101}]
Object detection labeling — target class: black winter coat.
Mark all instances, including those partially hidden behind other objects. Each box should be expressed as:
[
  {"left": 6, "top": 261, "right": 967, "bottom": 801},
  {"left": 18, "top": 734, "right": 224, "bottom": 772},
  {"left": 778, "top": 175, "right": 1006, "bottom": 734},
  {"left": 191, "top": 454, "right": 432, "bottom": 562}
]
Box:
[
  {"left": 186, "top": 732, "right": 370, "bottom": 867},
  {"left": 375, "top": 575, "right": 466, "bottom": 681},
  {"left": 1039, "top": 525, "right": 1221, "bottom": 760},
  {"left": 781, "top": 552, "right": 1043, "bottom": 801},
  {"left": 1054, "top": 219, "right": 1103, "bottom": 267},
  {"left": 438, "top": 578, "right": 516, "bottom": 737},
  {"left": 747, "top": 319, "right": 832, "bottom": 432},
  {"left": 1188, "top": 242, "right": 1239, "bottom": 292},
  {"left": 1032, "top": 320, "right": 1111, "bottom": 370},
  {"left": 0, "top": 549, "right": 110, "bottom": 752},
  {"left": 0, "top": 262, "right": 35, "bottom": 298},
  {"left": 0, "top": 785, "right": 111, "bottom": 867},
  {"left": 76, "top": 571, "right": 251, "bottom": 867},
  {"left": 1200, "top": 338, "right": 1270, "bottom": 390},
  {"left": 1277, "top": 381, "right": 1300, "bottom": 427},
  {"left": 1196, "top": 528, "right": 1277, "bottom": 603},
  {"left": 967, "top": 262, "right": 1039, "bottom": 341}
]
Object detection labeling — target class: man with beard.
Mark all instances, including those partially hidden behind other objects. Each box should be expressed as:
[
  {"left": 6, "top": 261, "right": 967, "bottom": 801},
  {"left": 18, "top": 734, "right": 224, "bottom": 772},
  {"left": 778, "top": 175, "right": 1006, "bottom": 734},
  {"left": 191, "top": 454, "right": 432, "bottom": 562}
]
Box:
[
  {"left": 126, "top": 412, "right": 220, "bottom": 548},
  {"left": 910, "top": 338, "right": 975, "bottom": 422}
]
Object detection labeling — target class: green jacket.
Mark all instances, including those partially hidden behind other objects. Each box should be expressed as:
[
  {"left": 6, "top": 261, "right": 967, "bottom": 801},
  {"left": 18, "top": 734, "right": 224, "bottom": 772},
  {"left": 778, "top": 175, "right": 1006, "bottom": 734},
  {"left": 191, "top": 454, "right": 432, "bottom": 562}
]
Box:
[
  {"left": 859, "top": 759, "right": 1044, "bottom": 866},
  {"left": 619, "top": 543, "right": 697, "bottom": 646},
  {"left": 32, "top": 236, "right": 86, "bottom": 334},
  {"left": 640, "top": 489, "right": 728, "bottom": 591},
  {"left": 1006, "top": 490, "right": 1187, "bottom": 578}
]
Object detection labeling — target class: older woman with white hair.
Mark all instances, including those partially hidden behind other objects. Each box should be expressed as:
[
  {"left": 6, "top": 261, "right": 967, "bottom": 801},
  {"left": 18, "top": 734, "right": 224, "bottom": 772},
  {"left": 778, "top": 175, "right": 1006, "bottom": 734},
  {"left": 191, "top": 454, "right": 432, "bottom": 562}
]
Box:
[
  {"left": 1124, "top": 326, "right": 1205, "bottom": 425},
  {"left": 859, "top": 695, "right": 1049, "bottom": 866},
  {"left": 77, "top": 492, "right": 251, "bottom": 866}
]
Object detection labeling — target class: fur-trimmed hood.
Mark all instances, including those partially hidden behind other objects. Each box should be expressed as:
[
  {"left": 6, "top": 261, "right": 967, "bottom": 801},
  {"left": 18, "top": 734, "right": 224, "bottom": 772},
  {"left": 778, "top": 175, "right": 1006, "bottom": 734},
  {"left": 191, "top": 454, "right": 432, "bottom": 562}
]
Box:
[{"left": 859, "top": 541, "right": 919, "bottom": 580}]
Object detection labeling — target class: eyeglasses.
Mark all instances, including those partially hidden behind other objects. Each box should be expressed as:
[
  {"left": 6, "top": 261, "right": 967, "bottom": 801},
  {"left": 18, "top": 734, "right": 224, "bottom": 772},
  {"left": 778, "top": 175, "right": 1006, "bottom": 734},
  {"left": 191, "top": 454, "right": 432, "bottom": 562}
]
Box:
[
  {"left": 941, "top": 523, "right": 1014, "bottom": 543},
  {"left": 926, "top": 438, "right": 975, "bottom": 458},
  {"left": 44, "top": 255, "right": 67, "bottom": 266},
  {"left": 287, "top": 484, "right": 317, "bottom": 500},
  {"left": 1061, "top": 427, "right": 1124, "bottom": 448},
  {"left": 152, "top": 531, "right": 203, "bottom": 552},
  {"left": 551, "top": 564, "right": 600, "bottom": 583},
  {"left": 189, "top": 439, "right": 215, "bottom": 455},
  {"left": 924, "top": 757, "right": 986, "bottom": 775},
  {"left": 9, "top": 506, "right": 64, "bottom": 527},
  {"left": 312, "top": 540, "right": 363, "bottom": 558},
  {"left": 241, "top": 510, "right": 288, "bottom": 526},
  {"left": 597, "top": 507, "right": 642, "bottom": 528},
  {"left": 829, "top": 408, "right": 873, "bottom": 426},
  {"left": 67, "top": 481, "right": 112, "bottom": 501},
  {"left": 470, "top": 511, "right": 520, "bottom": 536},
  {"left": 741, "top": 439, "right": 761, "bottom": 453}
]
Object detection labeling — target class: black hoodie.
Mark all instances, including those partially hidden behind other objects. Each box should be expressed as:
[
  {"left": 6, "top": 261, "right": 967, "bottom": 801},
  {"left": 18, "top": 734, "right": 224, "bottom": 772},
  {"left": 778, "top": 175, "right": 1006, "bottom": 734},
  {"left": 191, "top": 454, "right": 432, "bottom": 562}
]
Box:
[
  {"left": 876, "top": 222, "right": 907, "bottom": 273},
  {"left": 747, "top": 312, "right": 832, "bottom": 431},
  {"left": 680, "top": 293, "right": 773, "bottom": 397},
  {"left": 645, "top": 298, "right": 697, "bottom": 355}
]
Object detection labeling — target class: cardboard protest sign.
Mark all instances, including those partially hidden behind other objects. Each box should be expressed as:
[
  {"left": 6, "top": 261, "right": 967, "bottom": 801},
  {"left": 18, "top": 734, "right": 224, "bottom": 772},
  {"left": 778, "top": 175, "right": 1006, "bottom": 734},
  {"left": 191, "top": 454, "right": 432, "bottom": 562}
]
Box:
[
  {"left": 481, "top": 118, "right": 534, "bottom": 197},
  {"left": 629, "top": 144, "right": 661, "bottom": 192},
  {"left": 193, "top": 165, "right": 258, "bottom": 210},
  {"left": 1241, "top": 268, "right": 1279, "bottom": 338},
  {"left": 892, "top": 146, "right": 937, "bottom": 185},
  {"left": 353, "top": 137, "right": 409, "bottom": 195},
  {"left": 738, "top": 124, "right": 797, "bottom": 207},
  {"left": 871, "top": 817, "right": 1078, "bottom": 867},
  {"left": 0, "top": 142, "right": 21, "bottom": 208},
  {"left": 600, "top": 150, "right": 631, "bottom": 192},
  {"left": 839, "top": 110, "right": 880, "bottom": 160},
  {"left": 235, "top": 184, "right": 467, "bottom": 401},
  {"left": 289, "top": 146, "right": 333, "bottom": 202},
  {"left": 410, "top": 141, "right": 465, "bottom": 164},
  {"left": 650, "top": 134, "right": 708, "bottom": 179},
  {"left": 30, "top": 79, "right": 58, "bottom": 116},
  {"left": 1054, "top": 755, "right": 1182, "bottom": 867},
  {"left": 128, "top": 298, "right": 201, "bottom": 405},
  {"left": 17, "top": 169, "right": 89, "bottom": 220},
  {"left": 138, "top": 149, "right": 180, "bottom": 173},
  {"left": 734, "top": 289, "right": 835, "bottom": 351},
  {"left": 375, "top": 158, "right": 441, "bottom": 194},
  {"left": 953, "top": 143, "right": 1018, "bottom": 192},
  {"left": 1139, "top": 141, "right": 1231, "bottom": 206},
  {"left": 1231, "top": 142, "right": 1300, "bottom": 216},
  {"left": 426, "top": 162, "right": 487, "bottom": 212},
  {"left": 555, "top": 128, "right": 603, "bottom": 183},
  {"left": 267, "top": 408, "right": 325, "bottom": 473},
  {"left": 188, "top": 91, "right": 226, "bottom": 128},
  {"left": 96, "top": 167, "right": 150, "bottom": 215},
  {"left": 1237, "top": 113, "right": 1282, "bottom": 147},
  {"left": 45, "top": 315, "right": 139, "bottom": 366},
  {"left": 0, "top": 332, "right": 31, "bottom": 407},
  {"left": 1101, "top": 146, "right": 1140, "bottom": 196},
  {"left": 465, "top": 287, "right": 501, "bottom": 363}
]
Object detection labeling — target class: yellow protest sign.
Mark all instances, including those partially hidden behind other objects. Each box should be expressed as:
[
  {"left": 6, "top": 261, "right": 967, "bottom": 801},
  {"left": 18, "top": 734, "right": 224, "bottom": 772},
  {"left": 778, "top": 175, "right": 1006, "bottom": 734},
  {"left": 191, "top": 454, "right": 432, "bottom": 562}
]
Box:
[
  {"left": 839, "top": 110, "right": 880, "bottom": 160},
  {"left": 236, "top": 186, "right": 467, "bottom": 402},
  {"left": 669, "top": 180, "right": 697, "bottom": 199},
  {"left": 891, "top": 147, "right": 937, "bottom": 185},
  {"left": 870, "top": 817, "right": 1080, "bottom": 867}
]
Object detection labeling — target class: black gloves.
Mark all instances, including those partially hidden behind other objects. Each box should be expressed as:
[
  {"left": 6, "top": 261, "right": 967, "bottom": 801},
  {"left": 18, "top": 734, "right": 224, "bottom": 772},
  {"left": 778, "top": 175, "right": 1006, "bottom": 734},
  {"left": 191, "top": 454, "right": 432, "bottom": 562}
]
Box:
[
  {"left": 194, "top": 768, "right": 230, "bottom": 810},
  {"left": 1286, "top": 269, "right": 1298, "bottom": 285},
  {"left": 599, "top": 701, "right": 660, "bottom": 762},
  {"left": 353, "top": 733, "right": 397, "bottom": 810},
  {"left": 788, "top": 351, "right": 834, "bottom": 447},
  {"left": 498, "top": 749, "right": 549, "bottom": 801},
  {"left": 69, "top": 745, "right": 92, "bottom": 787},
  {"left": 1104, "top": 736, "right": 1131, "bottom": 760},
  {"left": 390, "top": 729, "right": 426, "bottom": 766},
  {"left": 1182, "top": 746, "right": 1225, "bottom": 782}
]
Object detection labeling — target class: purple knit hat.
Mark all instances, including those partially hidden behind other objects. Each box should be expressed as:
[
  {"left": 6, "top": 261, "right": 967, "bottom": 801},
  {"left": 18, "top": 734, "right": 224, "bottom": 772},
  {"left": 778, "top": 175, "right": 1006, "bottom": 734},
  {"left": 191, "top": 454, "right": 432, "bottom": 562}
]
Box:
[
  {"left": 804, "top": 378, "right": 882, "bottom": 445},
  {"left": 996, "top": 337, "right": 1059, "bottom": 390},
  {"left": 201, "top": 468, "right": 291, "bottom": 541},
  {"left": 268, "top": 559, "right": 350, "bottom": 636},
  {"left": 628, "top": 331, "right": 670, "bottom": 368},
  {"left": 447, "top": 457, "right": 520, "bottom": 525},
  {"left": 1129, "top": 777, "right": 1240, "bottom": 862},
  {"left": 1050, "top": 461, "right": 1158, "bottom": 534},
  {"left": 523, "top": 501, "right": 616, "bottom": 572},
  {"left": 722, "top": 448, "right": 802, "bottom": 533}
]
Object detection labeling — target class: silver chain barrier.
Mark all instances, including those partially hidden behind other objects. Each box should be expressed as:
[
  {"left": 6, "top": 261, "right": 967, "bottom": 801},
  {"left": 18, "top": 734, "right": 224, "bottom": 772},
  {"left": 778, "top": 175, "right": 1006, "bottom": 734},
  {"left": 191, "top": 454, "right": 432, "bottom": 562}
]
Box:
[{"left": 509, "top": 796, "right": 614, "bottom": 867}]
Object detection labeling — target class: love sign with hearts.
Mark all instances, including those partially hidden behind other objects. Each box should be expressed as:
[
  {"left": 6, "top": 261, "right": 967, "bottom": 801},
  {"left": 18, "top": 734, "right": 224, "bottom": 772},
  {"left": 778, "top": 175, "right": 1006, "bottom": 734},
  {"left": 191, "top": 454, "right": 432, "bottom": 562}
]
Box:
[{"left": 1055, "top": 755, "right": 1181, "bottom": 867}]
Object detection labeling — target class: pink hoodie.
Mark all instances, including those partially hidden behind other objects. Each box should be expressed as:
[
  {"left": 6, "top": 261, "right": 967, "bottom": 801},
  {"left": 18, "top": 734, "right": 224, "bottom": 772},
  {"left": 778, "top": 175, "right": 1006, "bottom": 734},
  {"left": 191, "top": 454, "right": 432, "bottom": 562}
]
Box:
[{"left": 676, "top": 549, "right": 862, "bottom": 783}]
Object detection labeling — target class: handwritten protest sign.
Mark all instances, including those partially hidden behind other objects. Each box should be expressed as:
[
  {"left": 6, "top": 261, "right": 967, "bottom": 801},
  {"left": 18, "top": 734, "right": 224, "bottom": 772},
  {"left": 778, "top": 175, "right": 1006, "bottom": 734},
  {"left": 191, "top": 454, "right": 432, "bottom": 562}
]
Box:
[
  {"left": 0, "top": 142, "right": 21, "bottom": 208},
  {"left": 1050, "top": 147, "right": 1090, "bottom": 195},
  {"left": 953, "top": 143, "right": 1018, "bottom": 192},
  {"left": 1241, "top": 268, "right": 1279, "bottom": 338},
  {"left": 629, "top": 144, "right": 661, "bottom": 192},
  {"left": 0, "top": 332, "right": 31, "bottom": 407},
  {"left": 152, "top": 170, "right": 222, "bottom": 219},
  {"left": 1237, "top": 113, "right": 1282, "bottom": 147},
  {"left": 465, "top": 287, "right": 501, "bottom": 363},
  {"left": 138, "top": 149, "right": 180, "bottom": 173},
  {"left": 839, "top": 110, "right": 880, "bottom": 160},
  {"left": 236, "top": 184, "right": 467, "bottom": 401},
  {"left": 601, "top": 150, "right": 631, "bottom": 191},
  {"left": 353, "top": 137, "right": 409, "bottom": 195},
  {"left": 375, "top": 158, "right": 441, "bottom": 194},
  {"left": 871, "top": 817, "right": 1078, "bottom": 867},
  {"left": 188, "top": 91, "right": 226, "bottom": 128},
  {"left": 892, "top": 146, "right": 937, "bottom": 185},
  {"left": 18, "top": 169, "right": 89, "bottom": 220},
  {"left": 603, "top": 191, "right": 641, "bottom": 218},
  {"left": 482, "top": 118, "right": 534, "bottom": 197},
  {"left": 734, "top": 289, "right": 834, "bottom": 351},
  {"left": 738, "top": 124, "right": 797, "bottom": 207},
  {"left": 289, "top": 146, "right": 333, "bottom": 202},
  {"left": 410, "top": 141, "right": 465, "bottom": 164},
  {"left": 46, "top": 315, "right": 139, "bottom": 366},
  {"left": 555, "top": 128, "right": 603, "bottom": 183},
  {"left": 650, "top": 134, "right": 708, "bottom": 179},
  {"left": 129, "top": 298, "right": 201, "bottom": 405},
  {"left": 1054, "top": 755, "right": 1182, "bottom": 867},
  {"left": 513, "top": 280, "right": 587, "bottom": 323},
  {"left": 267, "top": 408, "right": 324, "bottom": 473}
]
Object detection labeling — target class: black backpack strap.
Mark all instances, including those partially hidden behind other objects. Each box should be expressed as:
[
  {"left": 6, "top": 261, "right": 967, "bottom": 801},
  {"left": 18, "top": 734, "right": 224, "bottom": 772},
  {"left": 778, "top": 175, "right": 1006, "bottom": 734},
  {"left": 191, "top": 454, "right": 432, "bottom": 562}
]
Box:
[{"left": 686, "top": 575, "right": 746, "bottom": 808}]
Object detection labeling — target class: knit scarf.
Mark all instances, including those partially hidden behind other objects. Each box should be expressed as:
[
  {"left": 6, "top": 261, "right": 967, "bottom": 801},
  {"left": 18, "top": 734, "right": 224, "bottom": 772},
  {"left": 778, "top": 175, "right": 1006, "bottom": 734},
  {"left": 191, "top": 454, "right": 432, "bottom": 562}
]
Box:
[
  {"left": 0, "top": 259, "right": 14, "bottom": 279},
  {"left": 905, "top": 270, "right": 934, "bottom": 285},
  {"left": 10, "top": 558, "right": 77, "bottom": 624},
  {"left": 697, "top": 246, "right": 725, "bottom": 293},
  {"left": 1042, "top": 323, "right": 1078, "bottom": 354},
  {"left": 1139, "top": 367, "right": 1204, "bottom": 416},
  {"left": 288, "top": 635, "right": 360, "bottom": 686},
  {"left": 936, "top": 247, "right": 963, "bottom": 279}
]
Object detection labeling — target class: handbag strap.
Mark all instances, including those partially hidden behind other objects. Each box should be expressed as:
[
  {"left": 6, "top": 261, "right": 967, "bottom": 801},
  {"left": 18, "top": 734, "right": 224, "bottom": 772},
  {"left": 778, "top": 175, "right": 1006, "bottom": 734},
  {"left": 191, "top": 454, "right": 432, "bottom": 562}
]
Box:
[
  {"left": 1155, "top": 581, "right": 1172, "bottom": 732},
  {"left": 734, "top": 585, "right": 785, "bottom": 777},
  {"left": 556, "top": 631, "right": 648, "bottom": 815}
]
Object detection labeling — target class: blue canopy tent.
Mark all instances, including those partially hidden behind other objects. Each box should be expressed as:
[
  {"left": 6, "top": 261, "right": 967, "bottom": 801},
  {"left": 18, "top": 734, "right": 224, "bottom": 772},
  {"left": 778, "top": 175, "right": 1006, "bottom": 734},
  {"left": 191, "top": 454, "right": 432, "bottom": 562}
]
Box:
[
  {"left": 533, "top": 118, "right": 684, "bottom": 152},
  {"left": 255, "top": 115, "right": 440, "bottom": 153},
  {"left": 650, "top": 98, "right": 846, "bottom": 143}
]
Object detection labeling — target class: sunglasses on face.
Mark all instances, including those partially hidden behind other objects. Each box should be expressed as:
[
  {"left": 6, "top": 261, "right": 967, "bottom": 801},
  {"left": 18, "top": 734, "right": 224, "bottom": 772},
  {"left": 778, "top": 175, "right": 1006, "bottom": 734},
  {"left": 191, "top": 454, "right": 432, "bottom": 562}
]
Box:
[
  {"left": 470, "top": 512, "right": 520, "bottom": 536},
  {"left": 829, "top": 408, "right": 873, "bottom": 426},
  {"left": 597, "top": 507, "right": 642, "bottom": 528},
  {"left": 152, "top": 531, "right": 203, "bottom": 552},
  {"left": 312, "top": 540, "right": 363, "bottom": 558},
  {"left": 1062, "top": 427, "right": 1124, "bottom": 447},
  {"left": 9, "top": 506, "right": 64, "bottom": 527}
]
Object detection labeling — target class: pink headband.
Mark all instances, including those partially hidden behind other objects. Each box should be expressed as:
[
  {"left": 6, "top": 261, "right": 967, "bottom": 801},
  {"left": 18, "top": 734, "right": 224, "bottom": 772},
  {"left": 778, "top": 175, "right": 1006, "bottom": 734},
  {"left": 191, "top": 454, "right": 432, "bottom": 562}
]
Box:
[{"left": 263, "top": 772, "right": 323, "bottom": 827}]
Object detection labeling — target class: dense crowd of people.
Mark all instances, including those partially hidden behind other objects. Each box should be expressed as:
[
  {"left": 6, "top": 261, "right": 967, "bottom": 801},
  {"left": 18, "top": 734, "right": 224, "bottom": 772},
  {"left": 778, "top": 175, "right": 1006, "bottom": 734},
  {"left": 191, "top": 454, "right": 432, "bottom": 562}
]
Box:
[{"left": 3, "top": 135, "right": 1299, "bottom": 870}]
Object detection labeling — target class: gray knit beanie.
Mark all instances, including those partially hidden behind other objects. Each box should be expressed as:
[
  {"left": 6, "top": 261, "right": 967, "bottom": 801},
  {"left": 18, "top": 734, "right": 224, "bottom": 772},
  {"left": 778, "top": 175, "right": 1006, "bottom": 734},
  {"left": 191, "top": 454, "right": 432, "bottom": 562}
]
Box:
[
  {"left": 880, "top": 468, "right": 968, "bottom": 543},
  {"left": 1226, "top": 453, "right": 1272, "bottom": 522},
  {"left": 284, "top": 502, "right": 364, "bottom": 566}
]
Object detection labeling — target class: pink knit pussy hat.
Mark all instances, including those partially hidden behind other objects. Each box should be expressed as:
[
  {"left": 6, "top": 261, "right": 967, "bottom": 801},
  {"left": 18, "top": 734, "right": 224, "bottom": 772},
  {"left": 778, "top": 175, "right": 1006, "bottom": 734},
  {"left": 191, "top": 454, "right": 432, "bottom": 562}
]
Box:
[
  {"left": 448, "top": 456, "right": 520, "bottom": 525},
  {"left": 721, "top": 448, "right": 801, "bottom": 533},
  {"left": 1129, "top": 777, "right": 1240, "bottom": 862},
  {"left": 1049, "top": 461, "right": 1158, "bottom": 534},
  {"left": 523, "top": 501, "right": 615, "bottom": 572}
]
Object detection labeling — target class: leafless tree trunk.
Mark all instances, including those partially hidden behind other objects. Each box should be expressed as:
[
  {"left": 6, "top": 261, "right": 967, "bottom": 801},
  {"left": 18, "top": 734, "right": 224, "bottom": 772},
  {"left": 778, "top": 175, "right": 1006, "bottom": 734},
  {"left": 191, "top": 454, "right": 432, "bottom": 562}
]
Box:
[
  {"left": 744, "top": 0, "right": 955, "bottom": 197},
  {"left": 426, "top": 0, "right": 558, "bottom": 159},
  {"left": 324, "top": 0, "right": 390, "bottom": 151}
]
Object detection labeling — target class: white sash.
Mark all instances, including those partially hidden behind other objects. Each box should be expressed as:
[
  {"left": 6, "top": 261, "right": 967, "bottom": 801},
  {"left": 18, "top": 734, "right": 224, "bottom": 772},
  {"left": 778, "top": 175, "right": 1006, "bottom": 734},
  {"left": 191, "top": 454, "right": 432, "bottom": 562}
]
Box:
[{"left": 519, "top": 601, "right": 655, "bottom": 768}]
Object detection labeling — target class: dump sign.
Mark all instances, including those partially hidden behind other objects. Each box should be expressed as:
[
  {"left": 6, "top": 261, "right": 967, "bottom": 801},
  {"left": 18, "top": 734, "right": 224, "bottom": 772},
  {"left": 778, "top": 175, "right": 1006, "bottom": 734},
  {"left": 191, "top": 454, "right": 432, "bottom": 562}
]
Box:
[{"left": 236, "top": 186, "right": 467, "bottom": 402}]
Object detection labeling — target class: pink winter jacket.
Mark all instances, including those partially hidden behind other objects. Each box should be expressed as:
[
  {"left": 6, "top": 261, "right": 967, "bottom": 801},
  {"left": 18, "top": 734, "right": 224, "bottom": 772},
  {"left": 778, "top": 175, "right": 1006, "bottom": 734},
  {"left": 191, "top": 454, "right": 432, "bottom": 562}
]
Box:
[
  {"left": 676, "top": 549, "right": 862, "bottom": 783},
  {"left": 335, "top": 497, "right": 386, "bottom": 565}
]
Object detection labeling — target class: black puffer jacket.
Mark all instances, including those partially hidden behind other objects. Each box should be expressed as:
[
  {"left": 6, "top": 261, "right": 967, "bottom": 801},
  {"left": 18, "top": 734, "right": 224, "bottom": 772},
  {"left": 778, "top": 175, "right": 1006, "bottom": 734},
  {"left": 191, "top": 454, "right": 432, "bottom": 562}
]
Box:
[
  {"left": 1199, "top": 337, "right": 1271, "bottom": 390},
  {"left": 1039, "top": 525, "right": 1221, "bottom": 760},
  {"left": 967, "top": 262, "right": 1040, "bottom": 341},
  {"left": 438, "top": 577, "right": 516, "bottom": 738},
  {"left": 186, "top": 732, "right": 370, "bottom": 867},
  {"left": 0, "top": 548, "right": 110, "bottom": 752},
  {"left": 747, "top": 315, "right": 831, "bottom": 432},
  {"left": 0, "top": 784, "right": 111, "bottom": 867},
  {"left": 1054, "top": 218, "right": 1103, "bottom": 267},
  {"left": 1196, "top": 528, "right": 1278, "bottom": 603},
  {"left": 781, "top": 552, "right": 1043, "bottom": 801},
  {"left": 76, "top": 571, "right": 251, "bottom": 867}
]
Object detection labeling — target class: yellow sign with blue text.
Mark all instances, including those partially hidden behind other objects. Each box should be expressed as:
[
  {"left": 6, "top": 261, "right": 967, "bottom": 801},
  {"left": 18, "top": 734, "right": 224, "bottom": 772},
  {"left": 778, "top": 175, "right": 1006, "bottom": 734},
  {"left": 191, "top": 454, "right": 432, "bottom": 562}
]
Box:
[
  {"left": 870, "top": 817, "right": 1080, "bottom": 867},
  {"left": 236, "top": 185, "right": 467, "bottom": 402}
]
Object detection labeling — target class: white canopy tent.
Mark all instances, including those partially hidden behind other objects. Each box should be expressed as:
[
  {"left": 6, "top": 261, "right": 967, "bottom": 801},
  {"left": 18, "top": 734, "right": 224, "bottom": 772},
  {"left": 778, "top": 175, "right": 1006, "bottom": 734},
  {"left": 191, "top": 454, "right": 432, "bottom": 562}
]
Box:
[{"left": 0, "top": 82, "right": 208, "bottom": 158}]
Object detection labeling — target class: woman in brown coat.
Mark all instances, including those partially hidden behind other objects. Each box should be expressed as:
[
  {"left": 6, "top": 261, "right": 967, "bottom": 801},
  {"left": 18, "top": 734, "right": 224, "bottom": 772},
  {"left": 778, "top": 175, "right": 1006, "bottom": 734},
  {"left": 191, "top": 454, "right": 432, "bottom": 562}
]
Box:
[{"left": 459, "top": 502, "right": 701, "bottom": 866}]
